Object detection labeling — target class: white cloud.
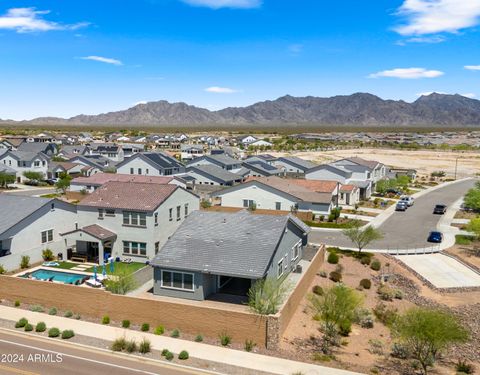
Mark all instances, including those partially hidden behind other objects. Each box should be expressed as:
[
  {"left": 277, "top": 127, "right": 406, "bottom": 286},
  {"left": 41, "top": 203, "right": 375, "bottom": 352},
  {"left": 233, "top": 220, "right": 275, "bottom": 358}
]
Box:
[
  {"left": 394, "top": 0, "right": 480, "bottom": 36},
  {"left": 461, "top": 93, "right": 476, "bottom": 98},
  {"left": 465, "top": 65, "right": 480, "bottom": 71},
  {"left": 204, "top": 86, "right": 238, "bottom": 93},
  {"left": 0, "top": 7, "right": 88, "bottom": 33},
  {"left": 80, "top": 56, "right": 123, "bottom": 66},
  {"left": 181, "top": 0, "right": 261, "bottom": 9},
  {"left": 369, "top": 67, "right": 444, "bottom": 79}
]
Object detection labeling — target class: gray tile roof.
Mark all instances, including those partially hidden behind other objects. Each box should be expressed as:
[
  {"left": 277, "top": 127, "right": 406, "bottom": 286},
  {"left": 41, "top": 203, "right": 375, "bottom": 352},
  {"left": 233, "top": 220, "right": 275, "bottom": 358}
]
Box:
[
  {"left": 187, "top": 164, "right": 243, "bottom": 183},
  {"left": 242, "top": 160, "right": 282, "bottom": 176},
  {"left": 0, "top": 164, "right": 15, "bottom": 174},
  {"left": 0, "top": 195, "right": 53, "bottom": 235},
  {"left": 150, "top": 210, "right": 309, "bottom": 278},
  {"left": 278, "top": 156, "right": 317, "bottom": 171}
]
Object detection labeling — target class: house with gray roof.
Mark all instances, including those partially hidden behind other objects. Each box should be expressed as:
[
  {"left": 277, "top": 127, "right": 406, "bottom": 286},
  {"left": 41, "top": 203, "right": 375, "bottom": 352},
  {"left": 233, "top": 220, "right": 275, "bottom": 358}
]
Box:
[
  {"left": 242, "top": 160, "right": 283, "bottom": 177},
  {"left": 0, "top": 195, "right": 77, "bottom": 271},
  {"left": 115, "top": 152, "right": 185, "bottom": 176},
  {"left": 150, "top": 210, "right": 310, "bottom": 301},
  {"left": 0, "top": 150, "right": 50, "bottom": 183},
  {"left": 185, "top": 164, "right": 245, "bottom": 186},
  {"left": 186, "top": 154, "right": 242, "bottom": 171},
  {"left": 17, "top": 142, "right": 58, "bottom": 156},
  {"left": 272, "top": 156, "right": 317, "bottom": 176}
]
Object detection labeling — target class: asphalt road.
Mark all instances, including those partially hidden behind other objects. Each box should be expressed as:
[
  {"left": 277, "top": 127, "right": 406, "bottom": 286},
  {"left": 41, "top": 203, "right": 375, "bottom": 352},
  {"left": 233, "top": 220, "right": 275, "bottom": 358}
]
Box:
[
  {"left": 309, "top": 179, "right": 477, "bottom": 250},
  {"left": 2, "top": 188, "right": 56, "bottom": 197},
  {"left": 0, "top": 330, "right": 212, "bottom": 375}
]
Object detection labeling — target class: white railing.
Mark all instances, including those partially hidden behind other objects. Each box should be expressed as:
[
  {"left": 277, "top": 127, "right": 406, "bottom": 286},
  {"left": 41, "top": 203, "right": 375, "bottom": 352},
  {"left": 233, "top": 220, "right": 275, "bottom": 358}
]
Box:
[{"left": 382, "top": 244, "right": 442, "bottom": 256}]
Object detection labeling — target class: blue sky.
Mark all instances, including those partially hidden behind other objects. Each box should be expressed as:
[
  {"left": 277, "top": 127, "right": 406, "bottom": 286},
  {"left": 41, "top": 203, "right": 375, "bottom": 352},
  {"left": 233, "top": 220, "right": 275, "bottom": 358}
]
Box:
[{"left": 1, "top": 0, "right": 480, "bottom": 120}]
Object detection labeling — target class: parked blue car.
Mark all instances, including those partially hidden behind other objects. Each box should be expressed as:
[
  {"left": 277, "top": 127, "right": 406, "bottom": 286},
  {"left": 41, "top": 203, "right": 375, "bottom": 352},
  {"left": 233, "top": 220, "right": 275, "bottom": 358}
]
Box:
[{"left": 427, "top": 231, "right": 443, "bottom": 243}]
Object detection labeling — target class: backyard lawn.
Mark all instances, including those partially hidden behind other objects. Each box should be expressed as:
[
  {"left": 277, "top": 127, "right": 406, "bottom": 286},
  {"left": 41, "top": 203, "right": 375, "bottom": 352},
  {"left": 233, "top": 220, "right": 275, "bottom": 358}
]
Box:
[{"left": 46, "top": 261, "right": 146, "bottom": 274}]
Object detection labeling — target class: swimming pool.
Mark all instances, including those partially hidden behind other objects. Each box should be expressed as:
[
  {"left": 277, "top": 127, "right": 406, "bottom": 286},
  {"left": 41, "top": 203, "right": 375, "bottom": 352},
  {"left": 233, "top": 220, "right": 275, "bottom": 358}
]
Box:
[{"left": 26, "top": 269, "right": 86, "bottom": 284}]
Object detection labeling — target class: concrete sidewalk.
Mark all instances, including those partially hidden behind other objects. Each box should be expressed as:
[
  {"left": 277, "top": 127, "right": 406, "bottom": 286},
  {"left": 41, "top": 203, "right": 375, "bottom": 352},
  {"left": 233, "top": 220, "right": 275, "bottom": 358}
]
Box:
[{"left": 0, "top": 305, "right": 361, "bottom": 375}]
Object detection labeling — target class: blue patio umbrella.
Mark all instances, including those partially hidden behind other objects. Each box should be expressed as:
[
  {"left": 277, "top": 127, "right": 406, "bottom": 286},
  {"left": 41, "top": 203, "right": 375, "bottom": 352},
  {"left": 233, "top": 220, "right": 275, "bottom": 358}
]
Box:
[
  {"left": 93, "top": 265, "right": 97, "bottom": 281},
  {"left": 110, "top": 260, "right": 114, "bottom": 274},
  {"left": 102, "top": 264, "right": 106, "bottom": 278}
]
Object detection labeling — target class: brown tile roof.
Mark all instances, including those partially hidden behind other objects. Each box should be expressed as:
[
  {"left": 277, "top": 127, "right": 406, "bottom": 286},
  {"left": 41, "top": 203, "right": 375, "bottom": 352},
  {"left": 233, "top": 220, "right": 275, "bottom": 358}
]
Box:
[
  {"left": 289, "top": 179, "right": 338, "bottom": 193},
  {"left": 82, "top": 224, "right": 116, "bottom": 240},
  {"left": 79, "top": 181, "right": 178, "bottom": 211},
  {"left": 71, "top": 173, "right": 175, "bottom": 186},
  {"left": 51, "top": 162, "right": 78, "bottom": 171},
  {"left": 340, "top": 184, "right": 357, "bottom": 192},
  {"left": 245, "top": 176, "right": 333, "bottom": 204},
  {"left": 346, "top": 157, "right": 380, "bottom": 169}
]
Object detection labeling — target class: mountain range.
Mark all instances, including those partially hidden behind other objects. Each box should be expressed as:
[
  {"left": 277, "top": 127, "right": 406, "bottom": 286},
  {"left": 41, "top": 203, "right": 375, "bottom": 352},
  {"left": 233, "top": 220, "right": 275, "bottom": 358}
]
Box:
[{"left": 3, "top": 92, "right": 480, "bottom": 128}]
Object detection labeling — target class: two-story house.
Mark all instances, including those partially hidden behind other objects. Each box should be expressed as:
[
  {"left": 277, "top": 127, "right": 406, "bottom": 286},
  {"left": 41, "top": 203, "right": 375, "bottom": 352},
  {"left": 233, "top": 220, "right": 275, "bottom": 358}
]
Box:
[
  {"left": 115, "top": 152, "right": 185, "bottom": 176},
  {"left": 0, "top": 150, "right": 49, "bottom": 183}
]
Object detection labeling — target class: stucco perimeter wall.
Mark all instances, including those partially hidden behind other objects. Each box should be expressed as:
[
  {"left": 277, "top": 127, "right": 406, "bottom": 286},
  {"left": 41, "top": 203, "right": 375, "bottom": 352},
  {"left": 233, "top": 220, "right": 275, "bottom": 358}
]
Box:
[
  {"left": 267, "top": 245, "right": 326, "bottom": 349},
  {"left": 0, "top": 275, "right": 268, "bottom": 347}
]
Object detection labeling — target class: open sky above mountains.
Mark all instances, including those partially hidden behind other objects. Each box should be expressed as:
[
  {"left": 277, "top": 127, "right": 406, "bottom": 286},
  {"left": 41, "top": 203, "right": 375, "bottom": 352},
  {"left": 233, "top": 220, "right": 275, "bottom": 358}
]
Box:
[{"left": 1, "top": 0, "right": 480, "bottom": 120}]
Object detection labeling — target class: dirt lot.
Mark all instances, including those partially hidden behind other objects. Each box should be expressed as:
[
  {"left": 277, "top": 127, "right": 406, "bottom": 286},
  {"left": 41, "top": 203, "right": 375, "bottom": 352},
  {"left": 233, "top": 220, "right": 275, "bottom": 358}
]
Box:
[
  {"left": 279, "top": 252, "right": 480, "bottom": 375},
  {"left": 271, "top": 148, "right": 480, "bottom": 178}
]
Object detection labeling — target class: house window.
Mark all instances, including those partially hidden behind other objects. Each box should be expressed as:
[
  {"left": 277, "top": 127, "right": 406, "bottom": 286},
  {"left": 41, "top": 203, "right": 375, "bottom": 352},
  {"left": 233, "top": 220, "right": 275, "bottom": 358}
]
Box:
[
  {"left": 161, "top": 270, "right": 194, "bottom": 291},
  {"left": 176, "top": 206, "right": 181, "bottom": 221},
  {"left": 155, "top": 242, "right": 160, "bottom": 254},
  {"left": 293, "top": 243, "right": 300, "bottom": 261},
  {"left": 146, "top": 168, "right": 149, "bottom": 175},
  {"left": 154, "top": 213, "right": 158, "bottom": 226},
  {"left": 130, "top": 168, "right": 134, "bottom": 175},
  {"left": 106, "top": 209, "right": 115, "bottom": 216},
  {"left": 123, "top": 211, "right": 147, "bottom": 227},
  {"left": 243, "top": 199, "right": 254, "bottom": 208},
  {"left": 138, "top": 168, "right": 142, "bottom": 174},
  {"left": 184, "top": 204, "right": 189, "bottom": 218},
  {"left": 41, "top": 229, "right": 53, "bottom": 244},
  {"left": 122, "top": 241, "right": 147, "bottom": 256},
  {"left": 275, "top": 202, "right": 281, "bottom": 210},
  {"left": 277, "top": 259, "right": 284, "bottom": 278},
  {"left": 34, "top": 161, "right": 40, "bottom": 167},
  {"left": 98, "top": 209, "right": 104, "bottom": 219},
  {"left": 169, "top": 208, "right": 173, "bottom": 221}
]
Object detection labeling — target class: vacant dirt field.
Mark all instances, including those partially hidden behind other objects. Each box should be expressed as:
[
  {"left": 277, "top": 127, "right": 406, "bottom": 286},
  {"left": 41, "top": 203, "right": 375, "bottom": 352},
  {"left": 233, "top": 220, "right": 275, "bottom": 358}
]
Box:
[
  {"left": 279, "top": 252, "right": 480, "bottom": 375},
  {"left": 271, "top": 148, "right": 480, "bottom": 178}
]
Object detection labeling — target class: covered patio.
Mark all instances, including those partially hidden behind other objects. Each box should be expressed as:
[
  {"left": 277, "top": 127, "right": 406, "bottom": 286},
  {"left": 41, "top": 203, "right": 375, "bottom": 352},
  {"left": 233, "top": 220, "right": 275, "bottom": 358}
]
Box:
[{"left": 61, "top": 224, "right": 116, "bottom": 264}]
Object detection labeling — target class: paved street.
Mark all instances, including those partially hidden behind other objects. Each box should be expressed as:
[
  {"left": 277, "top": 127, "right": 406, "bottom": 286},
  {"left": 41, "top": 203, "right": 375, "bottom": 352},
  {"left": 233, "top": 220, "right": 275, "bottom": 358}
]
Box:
[
  {"left": 2, "top": 187, "right": 56, "bottom": 197},
  {"left": 309, "top": 179, "right": 477, "bottom": 250},
  {"left": 0, "top": 330, "right": 210, "bottom": 375}
]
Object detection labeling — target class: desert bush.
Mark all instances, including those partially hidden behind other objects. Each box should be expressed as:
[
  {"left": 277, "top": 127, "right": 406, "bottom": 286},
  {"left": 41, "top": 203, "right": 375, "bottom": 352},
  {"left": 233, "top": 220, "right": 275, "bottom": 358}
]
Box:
[
  {"left": 122, "top": 320, "right": 130, "bottom": 328},
  {"left": 14, "top": 300, "right": 20, "bottom": 307},
  {"left": 171, "top": 329, "right": 180, "bottom": 338},
  {"left": 391, "top": 342, "right": 410, "bottom": 359},
  {"left": 360, "top": 256, "right": 371, "bottom": 265},
  {"left": 24, "top": 323, "right": 33, "bottom": 332},
  {"left": 74, "top": 314, "right": 81, "bottom": 320},
  {"left": 318, "top": 270, "right": 327, "bottom": 278},
  {"left": 359, "top": 279, "right": 372, "bottom": 289},
  {"left": 141, "top": 323, "right": 150, "bottom": 332},
  {"left": 64, "top": 311, "right": 73, "bottom": 318},
  {"left": 35, "top": 322, "right": 46, "bottom": 332},
  {"left": 244, "top": 339, "right": 256, "bottom": 352},
  {"left": 20, "top": 255, "right": 30, "bottom": 269},
  {"left": 30, "top": 304, "right": 44, "bottom": 312},
  {"left": 125, "top": 339, "right": 137, "bottom": 353},
  {"left": 42, "top": 249, "right": 54, "bottom": 261},
  {"left": 48, "top": 307, "right": 57, "bottom": 315},
  {"left": 102, "top": 315, "right": 110, "bottom": 325},
  {"left": 15, "top": 318, "right": 28, "bottom": 328},
  {"left": 373, "top": 302, "right": 398, "bottom": 326},
  {"left": 312, "top": 285, "right": 324, "bottom": 296},
  {"left": 195, "top": 334, "right": 203, "bottom": 342},
  {"left": 455, "top": 360, "right": 475, "bottom": 374},
  {"left": 339, "top": 320, "right": 352, "bottom": 336},
  {"left": 61, "top": 330, "right": 75, "bottom": 339},
  {"left": 368, "top": 339, "right": 384, "bottom": 355},
  {"left": 139, "top": 338, "right": 151, "bottom": 354},
  {"left": 327, "top": 252, "right": 339, "bottom": 264},
  {"left": 247, "top": 277, "right": 290, "bottom": 315},
  {"left": 48, "top": 328, "right": 60, "bottom": 338},
  {"left": 219, "top": 332, "right": 232, "bottom": 346},
  {"left": 165, "top": 351, "right": 174, "bottom": 361},
  {"left": 178, "top": 350, "right": 189, "bottom": 360},
  {"left": 329, "top": 271, "right": 342, "bottom": 282},
  {"left": 0, "top": 264, "right": 5, "bottom": 274},
  {"left": 111, "top": 337, "right": 127, "bottom": 351},
  {"left": 377, "top": 284, "right": 395, "bottom": 301},
  {"left": 370, "top": 259, "right": 381, "bottom": 271},
  {"left": 154, "top": 325, "right": 164, "bottom": 335},
  {"left": 394, "top": 290, "right": 403, "bottom": 299}
]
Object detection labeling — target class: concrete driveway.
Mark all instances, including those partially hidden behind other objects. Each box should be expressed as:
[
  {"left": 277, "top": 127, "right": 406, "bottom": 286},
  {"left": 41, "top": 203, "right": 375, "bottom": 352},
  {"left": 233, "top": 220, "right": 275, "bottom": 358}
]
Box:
[
  {"left": 309, "top": 179, "right": 477, "bottom": 251},
  {"left": 396, "top": 253, "right": 480, "bottom": 288}
]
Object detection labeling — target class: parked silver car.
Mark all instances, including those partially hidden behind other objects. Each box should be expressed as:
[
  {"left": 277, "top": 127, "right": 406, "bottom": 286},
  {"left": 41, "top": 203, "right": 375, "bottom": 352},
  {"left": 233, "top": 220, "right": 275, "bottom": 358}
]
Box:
[{"left": 400, "top": 196, "right": 414, "bottom": 207}]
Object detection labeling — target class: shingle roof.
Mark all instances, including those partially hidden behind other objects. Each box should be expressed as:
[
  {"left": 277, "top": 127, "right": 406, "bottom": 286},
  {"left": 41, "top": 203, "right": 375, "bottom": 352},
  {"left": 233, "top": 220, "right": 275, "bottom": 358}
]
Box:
[
  {"left": 187, "top": 165, "right": 243, "bottom": 183},
  {"left": 71, "top": 173, "right": 175, "bottom": 187},
  {"left": 17, "top": 142, "right": 55, "bottom": 154},
  {"left": 142, "top": 152, "right": 183, "bottom": 169},
  {"left": 278, "top": 156, "right": 317, "bottom": 171},
  {"left": 0, "top": 195, "right": 53, "bottom": 235},
  {"left": 346, "top": 157, "right": 380, "bottom": 170},
  {"left": 150, "top": 210, "right": 309, "bottom": 278},
  {"left": 4, "top": 151, "right": 48, "bottom": 161},
  {"left": 0, "top": 164, "right": 15, "bottom": 175},
  {"left": 242, "top": 160, "right": 282, "bottom": 176},
  {"left": 79, "top": 181, "right": 178, "bottom": 211}
]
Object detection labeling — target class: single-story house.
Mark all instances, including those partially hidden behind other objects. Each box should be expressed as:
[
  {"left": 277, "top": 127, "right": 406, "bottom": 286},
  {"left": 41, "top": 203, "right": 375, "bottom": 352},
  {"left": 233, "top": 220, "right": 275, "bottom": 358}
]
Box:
[
  {"left": 47, "top": 162, "right": 85, "bottom": 179},
  {"left": 185, "top": 165, "right": 246, "bottom": 186},
  {"left": 242, "top": 160, "right": 283, "bottom": 177},
  {"left": 150, "top": 210, "right": 310, "bottom": 301}
]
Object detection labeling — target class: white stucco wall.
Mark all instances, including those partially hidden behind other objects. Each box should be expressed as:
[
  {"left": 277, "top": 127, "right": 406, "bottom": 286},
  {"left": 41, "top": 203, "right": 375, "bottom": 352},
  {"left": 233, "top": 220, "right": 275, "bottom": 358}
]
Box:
[{"left": 0, "top": 154, "right": 48, "bottom": 182}]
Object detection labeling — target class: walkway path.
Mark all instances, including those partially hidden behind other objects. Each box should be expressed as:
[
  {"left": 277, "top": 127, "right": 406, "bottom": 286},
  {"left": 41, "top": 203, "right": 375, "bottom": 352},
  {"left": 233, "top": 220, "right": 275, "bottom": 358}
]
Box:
[{"left": 0, "top": 306, "right": 361, "bottom": 375}]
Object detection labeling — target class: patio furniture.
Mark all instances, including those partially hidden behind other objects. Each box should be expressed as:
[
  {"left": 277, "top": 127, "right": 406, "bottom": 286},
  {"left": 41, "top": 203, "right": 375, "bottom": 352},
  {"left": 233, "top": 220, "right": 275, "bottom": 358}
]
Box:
[
  {"left": 85, "top": 278, "right": 102, "bottom": 288},
  {"left": 71, "top": 255, "right": 87, "bottom": 263}
]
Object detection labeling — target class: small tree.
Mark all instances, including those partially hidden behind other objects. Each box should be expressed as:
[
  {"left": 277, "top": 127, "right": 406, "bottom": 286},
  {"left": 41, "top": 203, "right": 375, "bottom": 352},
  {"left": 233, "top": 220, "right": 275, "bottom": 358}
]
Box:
[
  {"left": 55, "top": 173, "right": 72, "bottom": 194},
  {"left": 464, "top": 184, "right": 480, "bottom": 212},
  {"left": 393, "top": 307, "right": 469, "bottom": 375},
  {"left": 247, "top": 278, "right": 290, "bottom": 315},
  {"left": 342, "top": 221, "right": 383, "bottom": 253},
  {"left": 23, "top": 171, "right": 43, "bottom": 182},
  {"left": 104, "top": 267, "right": 137, "bottom": 295},
  {"left": 310, "top": 284, "right": 363, "bottom": 354},
  {"left": 466, "top": 217, "right": 480, "bottom": 239},
  {"left": 42, "top": 249, "right": 54, "bottom": 261},
  {"left": 328, "top": 207, "right": 341, "bottom": 223},
  {"left": 0, "top": 172, "right": 15, "bottom": 188}
]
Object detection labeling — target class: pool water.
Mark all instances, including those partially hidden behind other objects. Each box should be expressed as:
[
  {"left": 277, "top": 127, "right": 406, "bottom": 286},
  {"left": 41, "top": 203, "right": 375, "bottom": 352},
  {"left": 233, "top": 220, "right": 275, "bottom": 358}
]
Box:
[{"left": 28, "top": 269, "right": 86, "bottom": 284}]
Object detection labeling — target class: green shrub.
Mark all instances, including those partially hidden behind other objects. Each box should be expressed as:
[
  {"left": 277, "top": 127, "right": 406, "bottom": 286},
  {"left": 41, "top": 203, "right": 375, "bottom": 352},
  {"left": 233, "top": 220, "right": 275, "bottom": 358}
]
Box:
[
  {"left": 15, "top": 318, "right": 28, "bottom": 328},
  {"left": 312, "top": 285, "right": 324, "bottom": 296},
  {"left": 112, "top": 337, "right": 127, "bottom": 351},
  {"left": 360, "top": 256, "right": 371, "bottom": 265},
  {"left": 24, "top": 323, "right": 33, "bottom": 332},
  {"left": 219, "top": 332, "right": 232, "bottom": 346},
  {"left": 329, "top": 271, "right": 342, "bottom": 282},
  {"left": 455, "top": 360, "right": 475, "bottom": 374},
  {"left": 122, "top": 320, "right": 130, "bottom": 328},
  {"left": 368, "top": 339, "right": 384, "bottom": 355},
  {"left": 35, "top": 322, "right": 46, "bottom": 332},
  {"left": 377, "top": 284, "right": 395, "bottom": 301},
  {"left": 139, "top": 338, "right": 151, "bottom": 354},
  {"left": 61, "top": 330, "right": 75, "bottom": 339},
  {"left": 0, "top": 264, "right": 5, "bottom": 274},
  {"left": 391, "top": 342, "right": 410, "bottom": 359},
  {"left": 48, "top": 307, "right": 57, "bottom": 315},
  {"left": 327, "top": 252, "right": 339, "bottom": 264},
  {"left": 394, "top": 290, "right": 403, "bottom": 300},
  {"left": 20, "top": 255, "right": 30, "bottom": 269},
  {"left": 48, "top": 328, "right": 60, "bottom": 338},
  {"left": 125, "top": 339, "right": 137, "bottom": 353},
  {"left": 171, "top": 329, "right": 180, "bottom": 338},
  {"left": 244, "top": 339, "right": 256, "bottom": 352},
  {"left": 30, "top": 304, "right": 44, "bottom": 312},
  {"left": 373, "top": 302, "right": 398, "bottom": 326},
  {"left": 339, "top": 320, "right": 352, "bottom": 336},
  {"left": 42, "top": 249, "right": 54, "bottom": 261},
  {"left": 165, "top": 351, "right": 174, "bottom": 361},
  {"left": 318, "top": 270, "right": 327, "bottom": 278},
  {"left": 141, "top": 323, "right": 150, "bottom": 332},
  {"left": 14, "top": 300, "right": 20, "bottom": 307},
  {"left": 64, "top": 311, "right": 73, "bottom": 318},
  {"left": 154, "top": 325, "right": 164, "bottom": 335},
  {"left": 161, "top": 349, "right": 169, "bottom": 356},
  {"left": 74, "top": 314, "right": 81, "bottom": 320},
  {"left": 455, "top": 235, "right": 474, "bottom": 245},
  {"left": 194, "top": 334, "right": 203, "bottom": 342},
  {"left": 359, "top": 279, "right": 372, "bottom": 289},
  {"left": 102, "top": 315, "right": 110, "bottom": 325},
  {"left": 178, "top": 350, "right": 189, "bottom": 360},
  {"left": 370, "top": 259, "right": 381, "bottom": 271}
]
